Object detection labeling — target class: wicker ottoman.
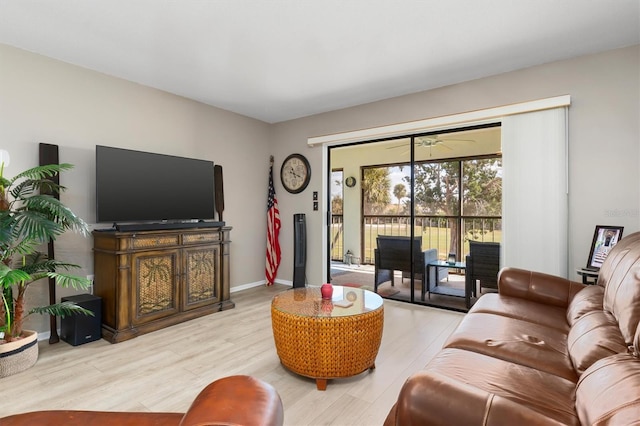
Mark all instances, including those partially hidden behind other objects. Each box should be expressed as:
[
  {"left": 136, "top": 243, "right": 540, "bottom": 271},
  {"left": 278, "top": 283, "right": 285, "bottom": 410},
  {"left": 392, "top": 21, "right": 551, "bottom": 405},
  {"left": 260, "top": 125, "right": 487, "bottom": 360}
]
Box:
[{"left": 271, "top": 285, "right": 384, "bottom": 390}]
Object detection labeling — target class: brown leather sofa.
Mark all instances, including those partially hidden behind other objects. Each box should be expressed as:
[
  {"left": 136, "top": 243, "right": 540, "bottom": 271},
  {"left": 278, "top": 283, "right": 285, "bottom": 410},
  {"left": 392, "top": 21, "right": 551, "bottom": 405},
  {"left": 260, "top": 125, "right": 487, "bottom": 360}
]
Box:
[
  {"left": 385, "top": 231, "right": 640, "bottom": 425},
  {"left": 1, "top": 375, "right": 284, "bottom": 426}
]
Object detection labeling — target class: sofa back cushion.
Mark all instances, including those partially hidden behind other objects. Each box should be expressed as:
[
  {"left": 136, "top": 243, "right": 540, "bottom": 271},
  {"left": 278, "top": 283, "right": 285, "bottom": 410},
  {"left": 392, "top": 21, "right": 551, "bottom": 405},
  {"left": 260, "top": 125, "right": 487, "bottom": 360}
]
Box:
[
  {"left": 567, "top": 310, "right": 627, "bottom": 375},
  {"left": 575, "top": 322, "right": 640, "bottom": 424},
  {"left": 600, "top": 231, "right": 640, "bottom": 344},
  {"left": 566, "top": 285, "right": 604, "bottom": 326}
]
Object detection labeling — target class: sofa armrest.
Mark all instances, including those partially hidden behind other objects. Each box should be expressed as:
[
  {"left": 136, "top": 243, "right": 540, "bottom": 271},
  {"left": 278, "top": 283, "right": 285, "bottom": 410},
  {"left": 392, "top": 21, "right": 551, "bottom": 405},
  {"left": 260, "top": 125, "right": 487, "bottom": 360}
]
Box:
[
  {"left": 181, "top": 375, "right": 283, "bottom": 426},
  {"left": 0, "top": 411, "right": 183, "bottom": 426},
  {"left": 0, "top": 376, "right": 283, "bottom": 426},
  {"left": 386, "top": 371, "right": 566, "bottom": 425},
  {"left": 498, "top": 267, "right": 585, "bottom": 308}
]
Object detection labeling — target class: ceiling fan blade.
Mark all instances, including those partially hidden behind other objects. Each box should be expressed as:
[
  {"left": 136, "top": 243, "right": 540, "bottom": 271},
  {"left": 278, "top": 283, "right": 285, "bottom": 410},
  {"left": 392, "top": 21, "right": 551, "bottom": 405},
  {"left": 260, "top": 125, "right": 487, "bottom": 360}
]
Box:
[
  {"left": 386, "top": 142, "right": 411, "bottom": 150},
  {"left": 438, "top": 138, "right": 476, "bottom": 143},
  {"left": 415, "top": 137, "right": 440, "bottom": 147}
]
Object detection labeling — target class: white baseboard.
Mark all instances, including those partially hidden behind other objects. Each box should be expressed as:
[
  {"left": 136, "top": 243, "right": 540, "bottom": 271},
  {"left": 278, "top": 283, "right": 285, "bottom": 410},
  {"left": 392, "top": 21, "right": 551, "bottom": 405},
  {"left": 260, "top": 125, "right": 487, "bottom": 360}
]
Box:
[
  {"left": 230, "top": 279, "right": 292, "bottom": 293},
  {"left": 37, "top": 330, "right": 54, "bottom": 342}
]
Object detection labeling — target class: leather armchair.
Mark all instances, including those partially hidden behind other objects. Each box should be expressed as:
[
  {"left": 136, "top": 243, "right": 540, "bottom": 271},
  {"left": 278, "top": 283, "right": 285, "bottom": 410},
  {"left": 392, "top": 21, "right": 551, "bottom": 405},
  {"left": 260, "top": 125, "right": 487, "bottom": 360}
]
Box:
[{"left": 0, "top": 375, "right": 284, "bottom": 426}]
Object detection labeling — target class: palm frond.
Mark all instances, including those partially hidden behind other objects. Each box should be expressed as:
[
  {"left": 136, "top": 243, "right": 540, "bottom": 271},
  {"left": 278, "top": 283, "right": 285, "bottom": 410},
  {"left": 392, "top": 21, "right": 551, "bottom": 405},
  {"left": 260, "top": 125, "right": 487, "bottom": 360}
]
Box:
[
  {"left": 38, "top": 180, "right": 66, "bottom": 196},
  {"left": 9, "top": 179, "right": 66, "bottom": 201},
  {"left": 0, "top": 222, "right": 13, "bottom": 251},
  {"left": 28, "top": 301, "right": 94, "bottom": 318},
  {"left": 21, "top": 195, "right": 88, "bottom": 235},
  {"left": 1, "top": 238, "right": 41, "bottom": 262},
  {"left": 0, "top": 176, "right": 10, "bottom": 190},
  {"left": 9, "top": 210, "right": 64, "bottom": 248},
  {"left": 46, "top": 272, "right": 91, "bottom": 290},
  {"left": 9, "top": 179, "right": 38, "bottom": 200},
  {"left": 0, "top": 266, "right": 31, "bottom": 288},
  {"left": 20, "top": 253, "right": 82, "bottom": 275},
  {"left": 21, "top": 251, "right": 49, "bottom": 266},
  {"left": 5, "top": 199, "right": 88, "bottom": 251},
  {"left": 9, "top": 164, "right": 74, "bottom": 185}
]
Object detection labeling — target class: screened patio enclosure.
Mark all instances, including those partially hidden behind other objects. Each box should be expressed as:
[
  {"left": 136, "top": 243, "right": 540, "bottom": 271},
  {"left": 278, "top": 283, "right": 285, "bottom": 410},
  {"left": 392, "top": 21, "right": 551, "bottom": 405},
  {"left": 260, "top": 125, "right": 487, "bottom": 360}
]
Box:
[{"left": 329, "top": 124, "right": 502, "bottom": 311}]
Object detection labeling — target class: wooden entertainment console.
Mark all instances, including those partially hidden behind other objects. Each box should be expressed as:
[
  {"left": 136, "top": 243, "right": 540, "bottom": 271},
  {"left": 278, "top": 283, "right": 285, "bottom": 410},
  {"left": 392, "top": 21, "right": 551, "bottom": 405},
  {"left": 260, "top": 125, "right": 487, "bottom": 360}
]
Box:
[{"left": 92, "top": 225, "right": 234, "bottom": 343}]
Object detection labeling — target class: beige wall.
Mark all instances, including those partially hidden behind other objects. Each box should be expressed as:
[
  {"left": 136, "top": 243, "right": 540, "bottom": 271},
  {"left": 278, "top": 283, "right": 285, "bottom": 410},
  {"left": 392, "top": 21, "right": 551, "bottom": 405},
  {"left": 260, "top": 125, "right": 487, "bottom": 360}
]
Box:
[
  {"left": 1, "top": 42, "right": 638, "bottom": 335},
  {"left": 272, "top": 44, "right": 640, "bottom": 285},
  {"left": 0, "top": 44, "right": 271, "bottom": 334}
]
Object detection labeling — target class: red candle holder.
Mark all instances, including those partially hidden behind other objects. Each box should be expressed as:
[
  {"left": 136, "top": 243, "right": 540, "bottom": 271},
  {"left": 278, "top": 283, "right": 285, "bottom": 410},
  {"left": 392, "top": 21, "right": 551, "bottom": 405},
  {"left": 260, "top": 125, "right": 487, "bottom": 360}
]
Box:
[{"left": 321, "top": 283, "right": 333, "bottom": 300}]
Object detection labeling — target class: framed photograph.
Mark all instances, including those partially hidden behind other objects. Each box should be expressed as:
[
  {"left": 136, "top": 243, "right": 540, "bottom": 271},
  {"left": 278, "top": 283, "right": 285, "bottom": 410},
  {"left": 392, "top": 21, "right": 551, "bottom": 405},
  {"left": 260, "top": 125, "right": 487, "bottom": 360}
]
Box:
[{"left": 586, "top": 225, "right": 624, "bottom": 270}]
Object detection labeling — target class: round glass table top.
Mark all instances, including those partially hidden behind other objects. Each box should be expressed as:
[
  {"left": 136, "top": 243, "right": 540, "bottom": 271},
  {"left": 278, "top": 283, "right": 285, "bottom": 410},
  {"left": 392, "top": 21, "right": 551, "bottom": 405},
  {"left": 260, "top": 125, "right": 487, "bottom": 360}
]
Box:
[{"left": 271, "top": 285, "right": 383, "bottom": 318}]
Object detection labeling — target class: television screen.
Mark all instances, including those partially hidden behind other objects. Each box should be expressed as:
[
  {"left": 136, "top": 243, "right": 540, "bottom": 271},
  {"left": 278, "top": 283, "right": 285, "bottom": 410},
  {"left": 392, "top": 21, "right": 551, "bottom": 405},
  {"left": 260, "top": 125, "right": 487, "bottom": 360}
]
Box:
[{"left": 96, "top": 145, "right": 215, "bottom": 223}]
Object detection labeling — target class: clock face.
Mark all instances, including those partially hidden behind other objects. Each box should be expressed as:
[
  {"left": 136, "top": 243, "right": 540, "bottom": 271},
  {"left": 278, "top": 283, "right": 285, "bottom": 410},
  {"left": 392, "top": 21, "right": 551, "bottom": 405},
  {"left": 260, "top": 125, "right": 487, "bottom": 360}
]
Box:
[{"left": 280, "top": 154, "right": 311, "bottom": 194}]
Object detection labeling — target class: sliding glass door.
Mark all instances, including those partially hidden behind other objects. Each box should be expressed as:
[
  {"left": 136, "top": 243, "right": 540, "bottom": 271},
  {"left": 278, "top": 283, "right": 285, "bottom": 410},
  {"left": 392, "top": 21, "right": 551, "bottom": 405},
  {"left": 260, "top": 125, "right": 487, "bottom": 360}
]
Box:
[{"left": 327, "top": 124, "right": 502, "bottom": 311}]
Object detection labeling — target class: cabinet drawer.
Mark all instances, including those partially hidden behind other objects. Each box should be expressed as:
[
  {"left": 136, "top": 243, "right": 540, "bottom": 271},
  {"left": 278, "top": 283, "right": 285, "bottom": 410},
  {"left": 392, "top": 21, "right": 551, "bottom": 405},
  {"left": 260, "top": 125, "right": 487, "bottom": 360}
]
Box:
[
  {"left": 183, "top": 233, "right": 219, "bottom": 244},
  {"left": 132, "top": 235, "right": 179, "bottom": 249}
]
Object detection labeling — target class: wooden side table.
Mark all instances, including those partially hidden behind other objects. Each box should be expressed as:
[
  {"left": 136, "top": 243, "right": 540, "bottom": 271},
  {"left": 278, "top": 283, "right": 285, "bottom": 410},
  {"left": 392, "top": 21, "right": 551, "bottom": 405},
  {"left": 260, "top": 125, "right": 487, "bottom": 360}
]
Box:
[
  {"left": 271, "top": 286, "right": 384, "bottom": 390},
  {"left": 576, "top": 268, "right": 599, "bottom": 285}
]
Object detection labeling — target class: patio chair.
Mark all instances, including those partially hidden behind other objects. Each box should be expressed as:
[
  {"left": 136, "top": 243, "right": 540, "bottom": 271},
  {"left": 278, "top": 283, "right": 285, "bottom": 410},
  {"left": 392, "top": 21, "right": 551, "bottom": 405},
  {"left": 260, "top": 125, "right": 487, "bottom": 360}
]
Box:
[
  {"left": 465, "top": 240, "right": 501, "bottom": 297},
  {"left": 373, "top": 236, "right": 446, "bottom": 295}
]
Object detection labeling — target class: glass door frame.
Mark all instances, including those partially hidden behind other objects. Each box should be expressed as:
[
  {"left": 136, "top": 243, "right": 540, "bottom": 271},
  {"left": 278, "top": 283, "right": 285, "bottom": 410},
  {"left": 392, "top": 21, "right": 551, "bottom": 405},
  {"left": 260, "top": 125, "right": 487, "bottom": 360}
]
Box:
[{"left": 326, "top": 123, "right": 501, "bottom": 309}]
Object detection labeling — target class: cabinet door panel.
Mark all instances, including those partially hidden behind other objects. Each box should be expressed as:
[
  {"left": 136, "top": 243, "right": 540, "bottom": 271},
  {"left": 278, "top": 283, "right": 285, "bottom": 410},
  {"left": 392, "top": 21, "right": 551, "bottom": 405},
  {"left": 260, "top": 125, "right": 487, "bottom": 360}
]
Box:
[
  {"left": 131, "top": 250, "right": 180, "bottom": 325},
  {"left": 183, "top": 246, "right": 220, "bottom": 310}
]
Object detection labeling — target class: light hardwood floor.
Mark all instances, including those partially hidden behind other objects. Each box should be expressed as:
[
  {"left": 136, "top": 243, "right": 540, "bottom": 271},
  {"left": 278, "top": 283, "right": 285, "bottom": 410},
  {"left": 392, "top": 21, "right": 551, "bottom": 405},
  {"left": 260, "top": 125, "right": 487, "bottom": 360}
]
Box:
[{"left": 0, "top": 284, "right": 463, "bottom": 426}]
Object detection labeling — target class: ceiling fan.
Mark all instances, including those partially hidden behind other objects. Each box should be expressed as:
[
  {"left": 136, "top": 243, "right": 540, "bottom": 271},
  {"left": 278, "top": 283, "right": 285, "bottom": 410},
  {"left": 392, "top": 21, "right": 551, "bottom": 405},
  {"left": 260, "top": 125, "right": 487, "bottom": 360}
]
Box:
[{"left": 387, "top": 135, "right": 475, "bottom": 156}]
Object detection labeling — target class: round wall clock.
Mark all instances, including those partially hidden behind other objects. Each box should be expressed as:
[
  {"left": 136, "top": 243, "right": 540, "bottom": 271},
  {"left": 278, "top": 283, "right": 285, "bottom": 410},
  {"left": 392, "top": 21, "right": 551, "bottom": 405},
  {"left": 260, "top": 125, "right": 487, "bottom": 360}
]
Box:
[
  {"left": 345, "top": 176, "right": 356, "bottom": 188},
  {"left": 280, "top": 153, "right": 311, "bottom": 194}
]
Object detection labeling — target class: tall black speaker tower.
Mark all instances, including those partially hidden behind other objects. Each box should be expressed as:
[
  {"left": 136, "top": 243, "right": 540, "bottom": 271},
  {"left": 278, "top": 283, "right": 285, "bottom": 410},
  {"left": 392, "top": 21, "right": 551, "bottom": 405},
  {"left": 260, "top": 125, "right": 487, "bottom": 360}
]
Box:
[
  {"left": 293, "top": 213, "right": 306, "bottom": 288},
  {"left": 39, "top": 143, "right": 60, "bottom": 344}
]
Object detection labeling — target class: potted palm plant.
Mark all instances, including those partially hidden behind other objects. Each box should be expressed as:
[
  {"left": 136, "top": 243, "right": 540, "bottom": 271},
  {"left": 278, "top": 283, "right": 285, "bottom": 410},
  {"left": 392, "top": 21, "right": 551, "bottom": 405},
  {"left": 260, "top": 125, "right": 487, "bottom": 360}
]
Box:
[{"left": 0, "top": 151, "right": 92, "bottom": 377}]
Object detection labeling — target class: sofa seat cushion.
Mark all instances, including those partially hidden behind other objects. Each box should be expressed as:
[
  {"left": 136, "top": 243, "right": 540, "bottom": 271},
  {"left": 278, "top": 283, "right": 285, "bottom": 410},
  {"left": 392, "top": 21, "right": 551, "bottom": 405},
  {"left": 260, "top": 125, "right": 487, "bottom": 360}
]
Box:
[
  {"left": 576, "top": 352, "right": 640, "bottom": 425},
  {"left": 566, "top": 284, "right": 604, "bottom": 325},
  {"left": 600, "top": 231, "right": 640, "bottom": 343},
  {"left": 568, "top": 310, "right": 628, "bottom": 374},
  {"left": 471, "top": 293, "right": 569, "bottom": 332},
  {"left": 444, "top": 312, "right": 576, "bottom": 382},
  {"left": 414, "top": 348, "right": 580, "bottom": 426}
]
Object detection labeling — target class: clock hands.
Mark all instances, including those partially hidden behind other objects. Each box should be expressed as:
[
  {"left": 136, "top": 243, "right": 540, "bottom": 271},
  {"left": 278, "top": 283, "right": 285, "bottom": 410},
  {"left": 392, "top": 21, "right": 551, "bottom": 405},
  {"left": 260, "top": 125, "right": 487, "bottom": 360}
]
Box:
[{"left": 289, "top": 168, "right": 301, "bottom": 179}]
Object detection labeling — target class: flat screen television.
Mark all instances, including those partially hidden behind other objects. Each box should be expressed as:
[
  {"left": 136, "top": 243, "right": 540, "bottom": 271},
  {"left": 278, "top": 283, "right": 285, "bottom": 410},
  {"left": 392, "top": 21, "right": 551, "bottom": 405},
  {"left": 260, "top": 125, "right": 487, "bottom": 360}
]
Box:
[{"left": 96, "top": 145, "right": 216, "bottom": 225}]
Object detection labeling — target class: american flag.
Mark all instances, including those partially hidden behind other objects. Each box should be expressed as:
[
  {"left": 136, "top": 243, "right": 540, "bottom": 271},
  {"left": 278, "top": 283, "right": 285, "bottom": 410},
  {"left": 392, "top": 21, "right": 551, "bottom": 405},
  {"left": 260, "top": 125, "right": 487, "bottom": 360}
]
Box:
[{"left": 265, "top": 159, "right": 281, "bottom": 285}]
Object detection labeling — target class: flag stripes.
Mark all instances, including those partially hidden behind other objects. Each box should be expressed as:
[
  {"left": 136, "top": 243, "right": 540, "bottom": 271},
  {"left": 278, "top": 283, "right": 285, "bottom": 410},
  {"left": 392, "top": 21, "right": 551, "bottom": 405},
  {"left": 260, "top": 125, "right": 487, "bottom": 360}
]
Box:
[{"left": 266, "top": 161, "right": 281, "bottom": 285}]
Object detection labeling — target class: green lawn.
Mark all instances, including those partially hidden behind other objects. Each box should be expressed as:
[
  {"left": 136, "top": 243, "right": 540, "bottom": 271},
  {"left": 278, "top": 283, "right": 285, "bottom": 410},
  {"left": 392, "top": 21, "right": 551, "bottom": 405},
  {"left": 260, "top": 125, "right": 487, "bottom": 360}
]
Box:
[{"left": 331, "top": 223, "right": 501, "bottom": 264}]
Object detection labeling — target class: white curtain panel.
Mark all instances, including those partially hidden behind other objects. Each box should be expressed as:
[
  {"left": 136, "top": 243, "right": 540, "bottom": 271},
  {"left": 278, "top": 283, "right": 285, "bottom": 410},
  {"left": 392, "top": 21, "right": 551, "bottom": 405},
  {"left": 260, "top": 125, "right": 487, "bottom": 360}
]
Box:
[{"left": 501, "top": 107, "right": 569, "bottom": 277}]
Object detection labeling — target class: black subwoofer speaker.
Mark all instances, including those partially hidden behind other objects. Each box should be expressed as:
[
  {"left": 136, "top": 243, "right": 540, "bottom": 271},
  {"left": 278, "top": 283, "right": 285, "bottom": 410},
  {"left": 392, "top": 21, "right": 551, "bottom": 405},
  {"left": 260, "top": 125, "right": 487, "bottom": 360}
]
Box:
[
  {"left": 60, "top": 294, "right": 102, "bottom": 346},
  {"left": 293, "top": 213, "right": 306, "bottom": 288}
]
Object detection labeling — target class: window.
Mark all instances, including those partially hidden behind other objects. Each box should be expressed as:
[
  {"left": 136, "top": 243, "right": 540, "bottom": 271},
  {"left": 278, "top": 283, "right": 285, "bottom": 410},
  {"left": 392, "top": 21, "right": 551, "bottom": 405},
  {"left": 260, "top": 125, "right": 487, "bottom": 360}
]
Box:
[{"left": 360, "top": 153, "right": 501, "bottom": 263}]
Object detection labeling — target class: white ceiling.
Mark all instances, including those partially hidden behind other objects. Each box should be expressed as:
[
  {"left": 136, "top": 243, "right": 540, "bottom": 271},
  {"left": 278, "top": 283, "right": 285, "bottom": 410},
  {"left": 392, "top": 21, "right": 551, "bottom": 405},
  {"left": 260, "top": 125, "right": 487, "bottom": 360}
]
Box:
[{"left": 1, "top": 1, "right": 638, "bottom": 123}]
